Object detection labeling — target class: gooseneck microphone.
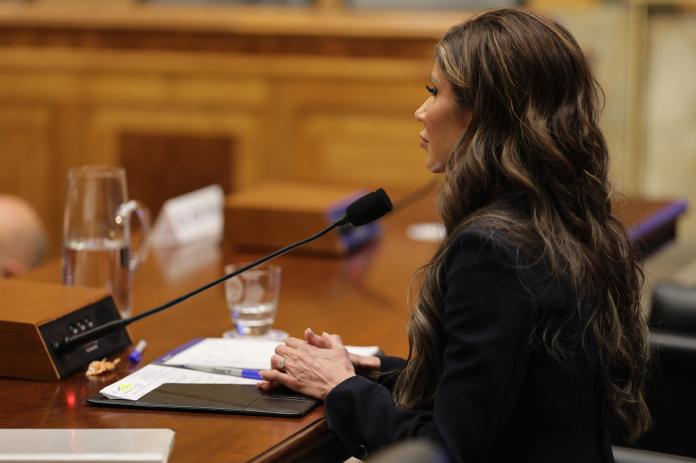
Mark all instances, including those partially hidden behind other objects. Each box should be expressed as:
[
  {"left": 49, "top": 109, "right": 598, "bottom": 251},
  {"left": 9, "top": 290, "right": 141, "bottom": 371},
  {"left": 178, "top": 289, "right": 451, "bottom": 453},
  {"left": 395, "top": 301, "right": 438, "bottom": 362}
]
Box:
[
  {"left": 342, "top": 188, "right": 393, "bottom": 227},
  {"left": 53, "top": 188, "right": 393, "bottom": 353}
]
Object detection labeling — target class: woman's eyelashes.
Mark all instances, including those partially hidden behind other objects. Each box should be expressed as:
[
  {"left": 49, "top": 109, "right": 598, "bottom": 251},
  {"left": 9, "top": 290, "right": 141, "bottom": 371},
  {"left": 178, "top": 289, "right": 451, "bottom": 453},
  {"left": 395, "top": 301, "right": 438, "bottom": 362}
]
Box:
[{"left": 426, "top": 85, "right": 437, "bottom": 96}]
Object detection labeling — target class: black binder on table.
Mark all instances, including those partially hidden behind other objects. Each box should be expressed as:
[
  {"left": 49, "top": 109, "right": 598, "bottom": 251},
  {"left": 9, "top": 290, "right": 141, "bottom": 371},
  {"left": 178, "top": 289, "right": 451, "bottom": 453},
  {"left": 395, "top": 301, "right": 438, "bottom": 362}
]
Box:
[{"left": 87, "top": 383, "right": 318, "bottom": 417}]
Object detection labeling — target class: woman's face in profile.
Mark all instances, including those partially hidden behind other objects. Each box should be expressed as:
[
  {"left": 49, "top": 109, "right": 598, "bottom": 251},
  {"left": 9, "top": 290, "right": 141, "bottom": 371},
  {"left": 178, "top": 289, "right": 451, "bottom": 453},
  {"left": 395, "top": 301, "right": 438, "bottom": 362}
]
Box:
[{"left": 414, "top": 63, "right": 471, "bottom": 173}]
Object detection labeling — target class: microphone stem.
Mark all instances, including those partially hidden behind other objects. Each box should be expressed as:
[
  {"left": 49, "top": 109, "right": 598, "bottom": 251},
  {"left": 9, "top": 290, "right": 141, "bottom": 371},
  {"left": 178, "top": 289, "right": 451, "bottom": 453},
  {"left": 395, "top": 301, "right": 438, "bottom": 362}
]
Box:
[{"left": 58, "top": 219, "right": 344, "bottom": 352}]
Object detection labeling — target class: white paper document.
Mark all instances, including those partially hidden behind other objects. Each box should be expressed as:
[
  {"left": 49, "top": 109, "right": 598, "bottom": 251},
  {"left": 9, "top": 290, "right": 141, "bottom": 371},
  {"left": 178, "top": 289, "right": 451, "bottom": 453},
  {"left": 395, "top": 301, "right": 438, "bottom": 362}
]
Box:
[
  {"left": 100, "top": 338, "right": 379, "bottom": 401},
  {"left": 162, "top": 338, "right": 278, "bottom": 369},
  {"left": 345, "top": 345, "right": 381, "bottom": 357},
  {"left": 99, "top": 364, "right": 257, "bottom": 401}
]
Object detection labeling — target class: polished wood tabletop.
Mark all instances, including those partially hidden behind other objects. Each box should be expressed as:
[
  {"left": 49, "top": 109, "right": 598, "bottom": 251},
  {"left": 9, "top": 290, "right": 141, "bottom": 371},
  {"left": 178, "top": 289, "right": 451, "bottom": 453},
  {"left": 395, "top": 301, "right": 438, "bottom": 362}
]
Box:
[
  {"left": 0, "top": 193, "right": 685, "bottom": 462},
  {"left": 0, "top": 192, "right": 440, "bottom": 463}
]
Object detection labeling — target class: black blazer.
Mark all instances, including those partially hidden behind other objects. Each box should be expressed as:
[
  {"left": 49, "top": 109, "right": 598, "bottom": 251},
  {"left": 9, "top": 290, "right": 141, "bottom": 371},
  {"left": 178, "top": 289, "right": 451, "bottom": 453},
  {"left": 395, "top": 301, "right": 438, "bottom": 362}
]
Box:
[{"left": 325, "top": 230, "right": 615, "bottom": 463}]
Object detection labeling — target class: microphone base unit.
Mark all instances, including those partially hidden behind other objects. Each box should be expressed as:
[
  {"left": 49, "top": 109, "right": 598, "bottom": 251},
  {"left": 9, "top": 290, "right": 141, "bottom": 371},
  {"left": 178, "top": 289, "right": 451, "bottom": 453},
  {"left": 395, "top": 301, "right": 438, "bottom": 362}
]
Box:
[{"left": 0, "top": 280, "right": 131, "bottom": 381}]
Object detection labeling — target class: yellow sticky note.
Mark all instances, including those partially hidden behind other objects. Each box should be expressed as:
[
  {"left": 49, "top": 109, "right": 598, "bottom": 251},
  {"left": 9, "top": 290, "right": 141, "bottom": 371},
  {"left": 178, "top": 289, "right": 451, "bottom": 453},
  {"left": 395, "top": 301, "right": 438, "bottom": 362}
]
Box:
[{"left": 118, "top": 383, "right": 134, "bottom": 393}]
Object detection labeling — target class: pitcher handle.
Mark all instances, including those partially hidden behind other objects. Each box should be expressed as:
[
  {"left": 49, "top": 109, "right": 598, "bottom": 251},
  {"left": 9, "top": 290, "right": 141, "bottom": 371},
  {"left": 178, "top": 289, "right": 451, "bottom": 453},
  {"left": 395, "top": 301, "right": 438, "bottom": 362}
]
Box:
[{"left": 116, "top": 200, "right": 152, "bottom": 271}]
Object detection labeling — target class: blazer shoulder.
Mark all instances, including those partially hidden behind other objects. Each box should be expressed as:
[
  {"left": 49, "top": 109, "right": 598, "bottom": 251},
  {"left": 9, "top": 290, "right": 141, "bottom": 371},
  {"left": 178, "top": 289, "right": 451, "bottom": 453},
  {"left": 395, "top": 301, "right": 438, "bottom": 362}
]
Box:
[
  {"left": 446, "top": 225, "right": 557, "bottom": 303},
  {"left": 446, "top": 225, "right": 523, "bottom": 268}
]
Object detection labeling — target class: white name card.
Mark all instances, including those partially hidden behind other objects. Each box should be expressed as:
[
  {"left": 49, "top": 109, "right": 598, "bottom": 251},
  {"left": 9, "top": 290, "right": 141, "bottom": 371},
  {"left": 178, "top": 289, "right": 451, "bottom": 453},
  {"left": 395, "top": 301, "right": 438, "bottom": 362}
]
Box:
[{"left": 150, "top": 184, "right": 224, "bottom": 248}]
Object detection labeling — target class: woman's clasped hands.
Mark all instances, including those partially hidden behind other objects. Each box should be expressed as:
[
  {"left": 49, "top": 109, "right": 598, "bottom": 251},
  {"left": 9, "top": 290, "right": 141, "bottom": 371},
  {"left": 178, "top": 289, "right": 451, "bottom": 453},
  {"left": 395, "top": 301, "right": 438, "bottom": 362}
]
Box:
[{"left": 258, "top": 328, "right": 380, "bottom": 400}]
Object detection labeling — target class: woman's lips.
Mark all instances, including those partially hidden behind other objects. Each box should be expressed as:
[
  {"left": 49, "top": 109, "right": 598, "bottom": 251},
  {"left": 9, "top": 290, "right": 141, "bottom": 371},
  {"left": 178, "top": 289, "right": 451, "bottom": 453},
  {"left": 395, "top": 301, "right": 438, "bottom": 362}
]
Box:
[{"left": 420, "top": 135, "right": 429, "bottom": 149}]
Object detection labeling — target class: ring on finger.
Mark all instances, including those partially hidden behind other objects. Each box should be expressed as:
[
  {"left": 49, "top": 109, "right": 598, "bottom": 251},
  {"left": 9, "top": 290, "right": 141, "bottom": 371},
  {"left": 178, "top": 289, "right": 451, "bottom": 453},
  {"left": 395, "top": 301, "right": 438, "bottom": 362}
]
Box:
[{"left": 278, "top": 356, "right": 286, "bottom": 370}]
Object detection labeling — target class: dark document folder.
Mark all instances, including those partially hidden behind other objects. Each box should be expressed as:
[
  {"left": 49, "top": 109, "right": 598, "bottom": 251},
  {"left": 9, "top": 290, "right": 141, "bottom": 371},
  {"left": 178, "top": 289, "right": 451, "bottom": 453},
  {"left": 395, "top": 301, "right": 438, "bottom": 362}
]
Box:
[{"left": 87, "top": 383, "right": 318, "bottom": 417}]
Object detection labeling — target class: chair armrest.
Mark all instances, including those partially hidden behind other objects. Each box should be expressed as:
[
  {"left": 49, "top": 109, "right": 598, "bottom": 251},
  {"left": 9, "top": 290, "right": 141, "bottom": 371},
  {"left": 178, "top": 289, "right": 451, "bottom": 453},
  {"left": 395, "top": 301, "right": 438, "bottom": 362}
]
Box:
[{"left": 651, "top": 283, "right": 696, "bottom": 334}]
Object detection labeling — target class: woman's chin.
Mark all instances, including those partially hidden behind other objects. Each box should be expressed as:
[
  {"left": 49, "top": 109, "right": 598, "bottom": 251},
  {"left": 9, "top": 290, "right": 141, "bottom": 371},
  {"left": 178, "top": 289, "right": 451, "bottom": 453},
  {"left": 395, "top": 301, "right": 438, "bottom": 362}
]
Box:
[{"left": 426, "top": 159, "right": 445, "bottom": 174}]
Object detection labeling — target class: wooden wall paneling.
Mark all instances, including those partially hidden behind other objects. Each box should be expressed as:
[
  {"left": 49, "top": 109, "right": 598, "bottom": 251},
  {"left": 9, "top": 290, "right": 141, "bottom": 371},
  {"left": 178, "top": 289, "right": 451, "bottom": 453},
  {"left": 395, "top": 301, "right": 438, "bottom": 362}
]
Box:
[
  {"left": 120, "top": 132, "right": 234, "bottom": 218},
  {"left": 0, "top": 106, "right": 52, "bottom": 209},
  {"left": 0, "top": 61, "right": 101, "bottom": 257},
  {"left": 0, "top": 5, "right": 458, "bottom": 40},
  {"left": 0, "top": 48, "right": 435, "bottom": 82},
  {"left": 0, "top": 50, "right": 277, "bottom": 258},
  {"left": 86, "top": 105, "right": 264, "bottom": 197},
  {"left": 0, "top": 6, "right": 451, "bottom": 257},
  {"left": 83, "top": 68, "right": 271, "bottom": 188},
  {"left": 86, "top": 73, "right": 271, "bottom": 108},
  {"left": 0, "top": 67, "right": 81, "bottom": 102},
  {"left": 298, "top": 111, "right": 431, "bottom": 188},
  {"left": 233, "top": 55, "right": 433, "bottom": 185},
  {"left": 48, "top": 101, "right": 95, "bottom": 258},
  {"left": 0, "top": 105, "right": 57, "bottom": 254},
  {"left": 261, "top": 78, "right": 296, "bottom": 181},
  {"left": 0, "top": 63, "right": 96, "bottom": 169},
  {"left": 273, "top": 74, "right": 432, "bottom": 189}
]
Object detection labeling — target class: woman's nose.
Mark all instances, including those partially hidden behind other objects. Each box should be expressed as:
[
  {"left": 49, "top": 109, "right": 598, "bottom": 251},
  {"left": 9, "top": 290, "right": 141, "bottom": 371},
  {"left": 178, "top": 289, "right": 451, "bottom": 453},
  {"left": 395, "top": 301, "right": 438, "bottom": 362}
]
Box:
[{"left": 414, "top": 100, "right": 427, "bottom": 122}]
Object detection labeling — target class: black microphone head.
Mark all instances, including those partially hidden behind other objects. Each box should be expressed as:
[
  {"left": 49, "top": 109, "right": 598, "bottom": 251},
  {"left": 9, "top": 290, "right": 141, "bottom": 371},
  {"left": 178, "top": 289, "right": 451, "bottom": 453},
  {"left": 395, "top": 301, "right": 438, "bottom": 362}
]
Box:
[{"left": 344, "top": 188, "right": 393, "bottom": 226}]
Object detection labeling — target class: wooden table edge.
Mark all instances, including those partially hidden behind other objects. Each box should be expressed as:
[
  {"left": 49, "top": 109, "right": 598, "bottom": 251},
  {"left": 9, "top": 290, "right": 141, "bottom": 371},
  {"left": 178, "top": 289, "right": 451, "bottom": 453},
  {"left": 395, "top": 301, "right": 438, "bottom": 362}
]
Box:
[{"left": 248, "top": 415, "right": 338, "bottom": 463}]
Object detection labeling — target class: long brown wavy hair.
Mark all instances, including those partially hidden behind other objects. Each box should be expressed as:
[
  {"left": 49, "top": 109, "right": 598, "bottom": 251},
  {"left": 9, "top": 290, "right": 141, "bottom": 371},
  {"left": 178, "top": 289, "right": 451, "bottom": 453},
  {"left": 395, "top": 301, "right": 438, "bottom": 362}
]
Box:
[{"left": 393, "top": 8, "right": 651, "bottom": 440}]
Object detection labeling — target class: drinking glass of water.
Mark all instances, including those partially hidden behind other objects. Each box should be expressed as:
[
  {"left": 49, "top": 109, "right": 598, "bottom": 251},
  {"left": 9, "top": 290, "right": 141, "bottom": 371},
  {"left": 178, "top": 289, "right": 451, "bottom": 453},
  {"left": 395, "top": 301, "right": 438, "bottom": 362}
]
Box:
[
  {"left": 62, "top": 166, "right": 151, "bottom": 317},
  {"left": 223, "top": 263, "right": 287, "bottom": 340}
]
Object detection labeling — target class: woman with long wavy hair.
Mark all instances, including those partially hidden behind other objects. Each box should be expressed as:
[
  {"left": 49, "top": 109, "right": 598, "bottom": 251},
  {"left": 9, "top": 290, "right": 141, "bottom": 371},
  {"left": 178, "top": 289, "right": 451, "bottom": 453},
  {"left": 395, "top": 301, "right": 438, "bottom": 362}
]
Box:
[{"left": 259, "top": 8, "right": 651, "bottom": 462}]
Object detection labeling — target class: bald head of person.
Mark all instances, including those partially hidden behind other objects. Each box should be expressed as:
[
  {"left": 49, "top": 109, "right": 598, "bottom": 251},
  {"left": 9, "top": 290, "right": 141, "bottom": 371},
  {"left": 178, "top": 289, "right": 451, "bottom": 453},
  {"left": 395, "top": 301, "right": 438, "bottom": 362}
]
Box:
[{"left": 0, "top": 195, "right": 46, "bottom": 277}]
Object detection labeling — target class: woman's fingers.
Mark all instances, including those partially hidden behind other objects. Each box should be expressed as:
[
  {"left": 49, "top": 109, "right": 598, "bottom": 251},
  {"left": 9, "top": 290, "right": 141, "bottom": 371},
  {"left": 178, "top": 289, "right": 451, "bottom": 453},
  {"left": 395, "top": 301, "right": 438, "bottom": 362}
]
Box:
[
  {"left": 321, "top": 331, "right": 344, "bottom": 349},
  {"left": 275, "top": 340, "right": 309, "bottom": 359},
  {"left": 278, "top": 337, "right": 317, "bottom": 357},
  {"left": 305, "top": 327, "right": 331, "bottom": 348},
  {"left": 263, "top": 335, "right": 357, "bottom": 400},
  {"left": 256, "top": 380, "right": 279, "bottom": 392},
  {"left": 284, "top": 337, "right": 303, "bottom": 348},
  {"left": 260, "top": 368, "right": 297, "bottom": 389},
  {"left": 271, "top": 354, "right": 288, "bottom": 371},
  {"left": 304, "top": 327, "right": 314, "bottom": 341},
  {"left": 275, "top": 343, "right": 290, "bottom": 357}
]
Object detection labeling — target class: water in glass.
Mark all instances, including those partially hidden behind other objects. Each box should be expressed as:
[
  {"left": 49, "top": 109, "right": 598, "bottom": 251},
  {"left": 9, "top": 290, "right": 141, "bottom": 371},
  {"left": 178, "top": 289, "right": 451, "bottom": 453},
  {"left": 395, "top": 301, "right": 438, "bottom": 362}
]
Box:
[
  {"left": 62, "top": 238, "right": 132, "bottom": 317},
  {"left": 224, "top": 264, "right": 280, "bottom": 336},
  {"left": 61, "top": 165, "right": 150, "bottom": 318}
]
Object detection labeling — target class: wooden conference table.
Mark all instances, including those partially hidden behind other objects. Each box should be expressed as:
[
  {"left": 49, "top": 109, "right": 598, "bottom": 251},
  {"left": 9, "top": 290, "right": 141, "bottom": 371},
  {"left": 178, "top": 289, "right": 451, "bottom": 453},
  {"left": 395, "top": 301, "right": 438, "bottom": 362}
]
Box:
[{"left": 0, "top": 193, "right": 687, "bottom": 462}]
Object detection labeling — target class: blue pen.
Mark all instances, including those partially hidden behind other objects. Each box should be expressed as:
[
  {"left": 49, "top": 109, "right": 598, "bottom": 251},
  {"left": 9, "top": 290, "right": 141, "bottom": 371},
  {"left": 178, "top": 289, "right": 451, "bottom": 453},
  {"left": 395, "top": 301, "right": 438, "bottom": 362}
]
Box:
[
  {"left": 128, "top": 340, "right": 147, "bottom": 364},
  {"left": 167, "top": 363, "right": 263, "bottom": 381}
]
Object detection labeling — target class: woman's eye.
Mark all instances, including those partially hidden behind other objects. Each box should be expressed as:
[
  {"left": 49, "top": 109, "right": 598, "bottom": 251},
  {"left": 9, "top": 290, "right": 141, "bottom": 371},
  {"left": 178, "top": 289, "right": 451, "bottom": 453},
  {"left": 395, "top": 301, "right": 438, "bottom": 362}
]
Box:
[{"left": 425, "top": 85, "right": 437, "bottom": 96}]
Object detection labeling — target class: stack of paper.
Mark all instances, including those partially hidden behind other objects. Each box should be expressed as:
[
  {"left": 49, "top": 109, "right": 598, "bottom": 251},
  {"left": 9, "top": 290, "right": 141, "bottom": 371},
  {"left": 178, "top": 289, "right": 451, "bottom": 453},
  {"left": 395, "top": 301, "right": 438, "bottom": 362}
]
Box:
[{"left": 101, "top": 338, "right": 378, "bottom": 401}]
